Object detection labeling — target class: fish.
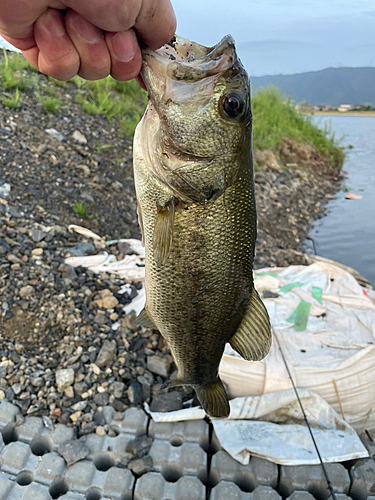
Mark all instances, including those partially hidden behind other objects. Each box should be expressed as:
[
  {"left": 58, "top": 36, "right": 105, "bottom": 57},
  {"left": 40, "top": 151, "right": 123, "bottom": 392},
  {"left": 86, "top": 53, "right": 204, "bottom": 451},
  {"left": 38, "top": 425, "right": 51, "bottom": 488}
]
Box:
[{"left": 133, "top": 34, "right": 271, "bottom": 418}]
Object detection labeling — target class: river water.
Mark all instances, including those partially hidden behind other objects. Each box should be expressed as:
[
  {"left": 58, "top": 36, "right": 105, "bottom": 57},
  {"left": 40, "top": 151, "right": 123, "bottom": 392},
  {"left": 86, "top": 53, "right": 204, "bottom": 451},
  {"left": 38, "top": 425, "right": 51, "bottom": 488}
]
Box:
[{"left": 308, "top": 116, "right": 375, "bottom": 286}]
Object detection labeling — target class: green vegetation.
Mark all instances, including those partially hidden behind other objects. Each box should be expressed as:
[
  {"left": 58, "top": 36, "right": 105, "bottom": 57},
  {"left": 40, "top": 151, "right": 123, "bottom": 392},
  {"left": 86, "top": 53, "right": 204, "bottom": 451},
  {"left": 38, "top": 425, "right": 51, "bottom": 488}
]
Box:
[
  {"left": 39, "top": 95, "right": 62, "bottom": 113},
  {"left": 0, "top": 51, "right": 147, "bottom": 139},
  {"left": 0, "top": 50, "right": 35, "bottom": 91},
  {"left": 0, "top": 52, "right": 345, "bottom": 163},
  {"left": 252, "top": 87, "right": 345, "bottom": 168},
  {"left": 2, "top": 87, "right": 20, "bottom": 108},
  {"left": 48, "top": 76, "right": 68, "bottom": 88},
  {"left": 37, "top": 85, "right": 62, "bottom": 113},
  {"left": 75, "top": 77, "right": 147, "bottom": 137},
  {"left": 72, "top": 201, "right": 98, "bottom": 220}
]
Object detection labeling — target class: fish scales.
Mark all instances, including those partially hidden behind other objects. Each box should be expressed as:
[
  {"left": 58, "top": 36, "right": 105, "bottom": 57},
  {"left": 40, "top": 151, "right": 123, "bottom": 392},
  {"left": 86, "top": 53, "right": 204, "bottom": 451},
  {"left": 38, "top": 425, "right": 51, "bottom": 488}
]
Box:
[{"left": 133, "top": 34, "right": 271, "bottom": 417}]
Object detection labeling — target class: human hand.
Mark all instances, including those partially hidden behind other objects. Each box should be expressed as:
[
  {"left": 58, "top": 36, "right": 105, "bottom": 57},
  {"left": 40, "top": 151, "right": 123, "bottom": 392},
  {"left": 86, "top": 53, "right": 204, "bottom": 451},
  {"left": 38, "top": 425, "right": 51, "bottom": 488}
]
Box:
[{"left": 0, "top": 0, "right": 176, "bottom": 82}]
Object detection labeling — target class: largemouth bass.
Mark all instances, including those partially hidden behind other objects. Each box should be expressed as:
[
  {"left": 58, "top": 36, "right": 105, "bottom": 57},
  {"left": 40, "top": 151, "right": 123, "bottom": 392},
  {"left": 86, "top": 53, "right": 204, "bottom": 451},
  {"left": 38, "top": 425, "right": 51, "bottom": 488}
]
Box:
[{"left": 133, "top": 35, "right": 271, "bottom": 418}]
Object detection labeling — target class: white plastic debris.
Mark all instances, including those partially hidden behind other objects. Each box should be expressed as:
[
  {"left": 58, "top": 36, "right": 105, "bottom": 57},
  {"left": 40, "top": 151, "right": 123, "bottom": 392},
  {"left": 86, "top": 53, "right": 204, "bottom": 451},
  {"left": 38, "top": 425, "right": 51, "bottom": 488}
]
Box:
[
  {"left": 63, "top": 228, "right": 375, "bottom": 453},
  {"left": 123, "top": 287, "right": 146, "bottom": 315},
  {"left": 65, "top": 226, "right": 145, "bottom": 281},
  {"left": 68, "top": 225, "right": 103, "bottom": 241},
  {"left": 0, "top": 182, "right": 11, "bottom": 199},
  {"left": 146, "top": 389, "right": 368, "bottom": 465}
]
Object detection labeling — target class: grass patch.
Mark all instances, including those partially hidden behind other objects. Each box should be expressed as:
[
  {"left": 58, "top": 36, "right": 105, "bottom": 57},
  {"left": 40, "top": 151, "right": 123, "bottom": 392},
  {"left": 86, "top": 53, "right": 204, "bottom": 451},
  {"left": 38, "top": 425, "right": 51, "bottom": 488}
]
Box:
[
  {"left": 0, "top": 50, "right": 36, "bottom": 91},
  {"left": 74, "top": 77, "right": 147, "bottom": 137},
  {"left": 39, "top": 95, "right": 62, "bottom": 113},
  {"left": 36, "top": 83, "right": 63, "bottom": 113},
  {"left": 48, "top": 76, "right": 68, "bottom": 88},
  {"left": 38, "top": 86, "right": 62, "bottom": 113},
  {"left": 252, "top": 87, "right": 345, "bottom": 168},
  {"left": 0, "top": 50, "right": 19, "bottom": 89},
  {"left": 72, "top": 201, "right": 97, "bottom": 220},
  {"left": 2, "top": 87, "right": 21, "bottom": 108},
  {"left": 0, "top": 51, "right": 346, "bottom": 167}
]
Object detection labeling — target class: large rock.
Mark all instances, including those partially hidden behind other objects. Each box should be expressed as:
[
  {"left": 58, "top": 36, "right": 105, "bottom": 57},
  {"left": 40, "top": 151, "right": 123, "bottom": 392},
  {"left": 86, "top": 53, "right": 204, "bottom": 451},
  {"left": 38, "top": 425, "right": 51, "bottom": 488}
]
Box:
[
  {"left": 55, "top": 369, "right": 75, "bottom": 392},
  {"left": 150, "top": 392, "right": 183, "bottom": 413},
  {"left": 147, "top": 354, "right": 173, "bottom": 377},
  {"left": 95, "top": 340, "right": 117, "bottom": 368},
  {"left": 59, "top": 439, "right": 89, "bottom": 465},
  {"left": 19, "top": 285, "right": 35, "bottom": 299}
]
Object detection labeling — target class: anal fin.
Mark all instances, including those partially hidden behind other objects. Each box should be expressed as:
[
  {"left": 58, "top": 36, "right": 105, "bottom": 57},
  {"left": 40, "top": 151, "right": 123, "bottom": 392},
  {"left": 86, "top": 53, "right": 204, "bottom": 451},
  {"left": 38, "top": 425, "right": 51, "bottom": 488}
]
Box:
[
  {"left": 229, "top": 287, "right": 271, "bottom": 361},
  {"left": 133, "top": 308, "right": 156, "bottom": 329},
  {"left": 153, "top": 197, "right": 175, "bottom": 266}
]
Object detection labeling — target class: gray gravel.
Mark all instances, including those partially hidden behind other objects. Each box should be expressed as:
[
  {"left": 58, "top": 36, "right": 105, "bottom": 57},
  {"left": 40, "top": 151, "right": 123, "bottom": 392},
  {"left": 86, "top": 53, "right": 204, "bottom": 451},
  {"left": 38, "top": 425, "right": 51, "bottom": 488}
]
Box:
[{"left": 0, "top": 56, "right": 343, "bottom": 433}]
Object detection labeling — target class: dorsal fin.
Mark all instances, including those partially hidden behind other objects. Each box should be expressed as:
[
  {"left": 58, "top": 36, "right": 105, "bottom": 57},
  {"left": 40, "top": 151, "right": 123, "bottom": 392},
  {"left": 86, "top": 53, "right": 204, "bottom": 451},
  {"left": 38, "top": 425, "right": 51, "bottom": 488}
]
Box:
[{"left": 229, "top": 287, "right": 271, "bottom": 361}]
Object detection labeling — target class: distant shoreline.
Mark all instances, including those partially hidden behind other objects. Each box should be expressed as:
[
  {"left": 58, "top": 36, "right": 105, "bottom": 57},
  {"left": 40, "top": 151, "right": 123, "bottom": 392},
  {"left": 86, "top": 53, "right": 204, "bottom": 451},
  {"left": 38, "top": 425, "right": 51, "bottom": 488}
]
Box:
[{"left": 312, "top": 111, "right": 375, "bottom": 117}]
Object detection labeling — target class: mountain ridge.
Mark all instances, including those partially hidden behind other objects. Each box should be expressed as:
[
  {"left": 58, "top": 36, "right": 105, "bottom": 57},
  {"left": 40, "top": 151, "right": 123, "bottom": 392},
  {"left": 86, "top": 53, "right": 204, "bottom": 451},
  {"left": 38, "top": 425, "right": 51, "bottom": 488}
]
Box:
[{"left": 251, "top": 67, "right": 375, "bottom": 107}]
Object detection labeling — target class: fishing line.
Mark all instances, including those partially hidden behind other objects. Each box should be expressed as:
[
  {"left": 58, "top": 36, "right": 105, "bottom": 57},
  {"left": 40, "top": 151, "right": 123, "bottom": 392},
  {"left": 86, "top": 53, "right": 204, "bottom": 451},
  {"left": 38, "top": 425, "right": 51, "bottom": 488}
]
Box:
[{"left": 274, "top": 331, "right": 337, "bottom": 500}]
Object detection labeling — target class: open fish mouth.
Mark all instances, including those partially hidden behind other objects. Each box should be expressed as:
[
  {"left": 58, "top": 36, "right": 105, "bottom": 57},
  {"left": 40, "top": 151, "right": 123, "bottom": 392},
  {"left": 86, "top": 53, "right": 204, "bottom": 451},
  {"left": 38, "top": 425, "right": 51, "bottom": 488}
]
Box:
[
  {"left": 141, "top": 35, "right": 239, "bottom": 102},
  {"left": 144, "top": 35, "right": 237, "bottom": 82}
]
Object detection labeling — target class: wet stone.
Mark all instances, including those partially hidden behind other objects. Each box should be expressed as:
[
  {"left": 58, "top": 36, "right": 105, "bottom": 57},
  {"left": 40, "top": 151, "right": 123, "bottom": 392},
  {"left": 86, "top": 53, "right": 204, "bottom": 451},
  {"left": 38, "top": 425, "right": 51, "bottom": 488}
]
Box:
[
  {"left": 126, "top": 435, "right": 154, "bottom": 459},
  {"left": 147, "top": 354, "right": 173, "bottom": 377},
  {"left": 128, "top": 381, "right": 144, "bottom": 405},
  {"left": 93, "top": 392, "right": 109, "bottom": 406},
  {"left": 150, "top": 391, "right": 183, "bottom": 413},
  {"left": 59, "top": 439, "right": 90, "bottom": 466},
  {"left": 128, "top": 455, "right": 154, "bottom": 476},
  {"left": 31, "top": 228, "right": 47, "bottom": 242},
  {"left": 95, "top": 340, "right": 117, "bottom": 368}
]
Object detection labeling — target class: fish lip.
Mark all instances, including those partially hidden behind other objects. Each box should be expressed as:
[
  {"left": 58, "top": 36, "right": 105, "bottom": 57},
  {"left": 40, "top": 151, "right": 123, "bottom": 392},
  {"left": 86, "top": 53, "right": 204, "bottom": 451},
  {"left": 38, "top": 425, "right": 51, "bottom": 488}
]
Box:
[
  {"left": 141, "top": 35, "right": 237, "bottom": 82},
  {"left": 143, "top": 34, "right": 235, "bottom": 63}
]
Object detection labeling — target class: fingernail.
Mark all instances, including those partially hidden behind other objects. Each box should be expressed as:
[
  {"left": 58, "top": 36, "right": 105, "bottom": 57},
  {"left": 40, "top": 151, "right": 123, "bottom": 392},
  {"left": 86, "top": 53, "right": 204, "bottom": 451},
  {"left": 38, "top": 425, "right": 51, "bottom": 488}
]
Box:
[
  {"left": 73, "top": 14, "right": 101, "bottom": 43},
  {"left": 111, "top": 31, "right": 137, "bottom": 62},
  {"left": 43, "top": 11, "right": 66, "bottom": 38}
]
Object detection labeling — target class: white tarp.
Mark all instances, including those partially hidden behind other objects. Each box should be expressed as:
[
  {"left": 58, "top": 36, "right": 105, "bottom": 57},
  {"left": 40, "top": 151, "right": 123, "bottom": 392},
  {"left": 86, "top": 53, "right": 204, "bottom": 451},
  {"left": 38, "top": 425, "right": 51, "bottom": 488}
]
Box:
[
  {"left": 220, "top": 261, "right": 375, "bottom": 437},
  {"left": 146, "top": 389, "right": 368, "bottom": 465}
]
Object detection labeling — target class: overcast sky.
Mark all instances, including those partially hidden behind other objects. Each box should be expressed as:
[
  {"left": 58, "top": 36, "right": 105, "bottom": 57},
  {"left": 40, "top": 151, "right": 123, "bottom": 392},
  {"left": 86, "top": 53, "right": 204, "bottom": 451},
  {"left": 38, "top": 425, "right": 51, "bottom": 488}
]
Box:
[
  {"left": 0, "top": 0, "right": 374, "bottom": 76},
  {"left": 172, "top": 0, "right": 375, "bottom": 75}
]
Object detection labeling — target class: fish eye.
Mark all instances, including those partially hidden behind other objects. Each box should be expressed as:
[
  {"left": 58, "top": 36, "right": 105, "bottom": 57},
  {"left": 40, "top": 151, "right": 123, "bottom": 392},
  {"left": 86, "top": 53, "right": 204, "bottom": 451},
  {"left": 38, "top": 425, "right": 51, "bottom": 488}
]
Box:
[{"left": 221, "top": 92, "right": 245, "bottom": 118}]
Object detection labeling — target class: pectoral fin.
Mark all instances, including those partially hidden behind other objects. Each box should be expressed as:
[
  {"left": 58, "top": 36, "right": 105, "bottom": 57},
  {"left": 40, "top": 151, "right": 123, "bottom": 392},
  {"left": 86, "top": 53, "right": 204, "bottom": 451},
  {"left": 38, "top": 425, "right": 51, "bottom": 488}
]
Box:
[
  {"left": 137, "top": 200, "right": 145, "bottom": 246},
  {"left": 133, "top": 308, "right": 156, "bottom": 329},
  {"left": 229, "top": 287, "right": 272, "bottom": 361},
  {"left": 153, "top": 197, "right": 175, "bottom": 266}
]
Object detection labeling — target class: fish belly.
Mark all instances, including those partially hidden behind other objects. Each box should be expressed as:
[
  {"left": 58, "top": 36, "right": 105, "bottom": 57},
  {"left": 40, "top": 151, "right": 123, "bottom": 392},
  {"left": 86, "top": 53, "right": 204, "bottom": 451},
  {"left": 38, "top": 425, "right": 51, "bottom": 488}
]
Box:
[{"left": 134, "top": 155, "right": 256, "bottom": 386}]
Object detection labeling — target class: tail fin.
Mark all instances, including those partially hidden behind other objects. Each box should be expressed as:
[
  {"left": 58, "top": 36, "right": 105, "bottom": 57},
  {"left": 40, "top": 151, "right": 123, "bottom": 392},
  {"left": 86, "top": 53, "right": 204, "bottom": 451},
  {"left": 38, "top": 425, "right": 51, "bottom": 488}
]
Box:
[{"left": 195, "top": 379, "right": 230, "bottom": 418}]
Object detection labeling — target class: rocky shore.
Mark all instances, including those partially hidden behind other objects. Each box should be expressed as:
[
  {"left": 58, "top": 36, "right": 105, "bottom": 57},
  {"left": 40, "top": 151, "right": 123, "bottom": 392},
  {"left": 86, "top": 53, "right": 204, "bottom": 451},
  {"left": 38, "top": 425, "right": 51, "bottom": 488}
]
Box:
[{"left": 0, "top": 76, "right": 343, "bottom": 432}]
